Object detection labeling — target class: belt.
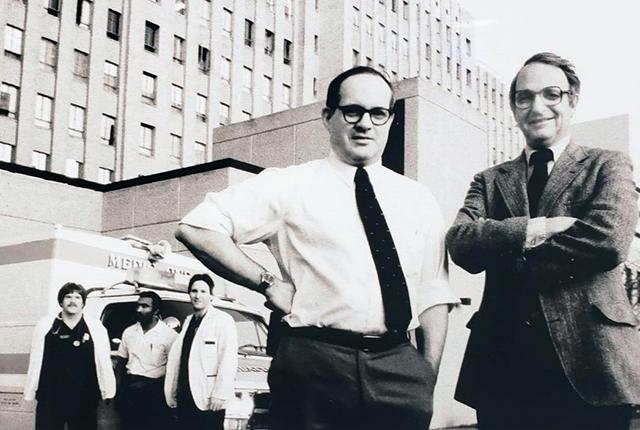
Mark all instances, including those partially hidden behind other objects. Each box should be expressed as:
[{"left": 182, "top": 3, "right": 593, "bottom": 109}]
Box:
[{"left": 284, "top": 325, "right": 410, "bottom": 352}]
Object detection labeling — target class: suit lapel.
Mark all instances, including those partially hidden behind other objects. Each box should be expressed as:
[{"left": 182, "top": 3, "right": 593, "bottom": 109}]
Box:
[
  {"left": 537, "top": 142, "right": 588, "bottom": 215},
  {"left": 495, "top": 152, "right": 529, "bottom": 217}
]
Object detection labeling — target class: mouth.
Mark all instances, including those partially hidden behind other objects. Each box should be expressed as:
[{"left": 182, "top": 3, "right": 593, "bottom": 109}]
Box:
[
  {"left": 352, "top": 136, "right": 374, "bottom": 144},
  {"left": 528, "top": 117, "right": 553, "bottom": 126}
]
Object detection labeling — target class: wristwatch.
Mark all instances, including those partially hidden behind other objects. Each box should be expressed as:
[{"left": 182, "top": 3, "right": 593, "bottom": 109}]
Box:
[{"left": 258, "top": 270, "right": 276, "bottom": 294}]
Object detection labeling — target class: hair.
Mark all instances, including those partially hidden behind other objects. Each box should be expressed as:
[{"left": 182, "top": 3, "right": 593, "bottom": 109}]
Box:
[
  {"left": 325, "top": 66, "right": 395, "bottom": 111},
  {"left": 188, "top": 273, "right": 214, "bottom": 294},
  {"left": 139, "top": 290, "right": 163, "bottom": 313},
  {"left": 509, "top": 52, "right": 581, "bottom": 109},
  {"left": 57, "top": 282, "right": 87, "bottom": 305}
]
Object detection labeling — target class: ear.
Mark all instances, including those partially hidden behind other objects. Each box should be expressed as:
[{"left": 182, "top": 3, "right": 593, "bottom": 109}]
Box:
[
  {"left": 321, "top": 107, "right": 333, "bottom": 129},
  {"left": 569, "top": 93, "right": 580, "bottom": 108}
]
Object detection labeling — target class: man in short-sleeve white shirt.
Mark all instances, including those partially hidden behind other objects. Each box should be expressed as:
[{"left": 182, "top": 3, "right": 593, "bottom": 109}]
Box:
[
  {"left": 176, "top": 67, "right": 458, "bottom": 430},
  {"left": 116, "top": 291, "right": 177, "bottom": 430}
]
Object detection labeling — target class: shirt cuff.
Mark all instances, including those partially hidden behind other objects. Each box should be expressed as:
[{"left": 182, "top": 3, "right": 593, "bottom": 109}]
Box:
[
  {"left": 525, "top": 217, "right": 547, "bottom": 250},
  {"left": 180, "top": 198, "right": 233, "bottom": 236},
  {"left": 416, "top": 279, "right": 461, "bottom": 315}
]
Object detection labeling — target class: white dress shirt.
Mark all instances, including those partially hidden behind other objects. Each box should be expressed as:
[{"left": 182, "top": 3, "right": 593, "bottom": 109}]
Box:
[
  {"left": 118, "top": 320, "right": 178, "bottom": 379},
  {"left": 181, "top": 153, "right": 458, "bottom": 334}
]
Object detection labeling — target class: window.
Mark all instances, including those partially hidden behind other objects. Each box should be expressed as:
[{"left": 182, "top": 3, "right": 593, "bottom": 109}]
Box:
[
  {"left": 4, "top": 25, "right": 23, "bottom": 57},
  {"left": 282, "top": 84, "right": 291, "bottom": 109},
  {"left": 46, "top": 0, "right": 61, "bottom": 16},
  {"left": 402, "top": 38, "right": 409, "bottom": 59},
  {"left": 196, "top": 94, "right": 207, "bottom": 121},
  {"left": 243, "top": 67, "right": 252, "bottom": 92},
  {"left": 283, "top": 39, "right": 292, "bottom": 65},
  {"left": 352, "top": 49, "right": 360, "bottom": 66},
  {"left": 435, "top": 18, "right": 440, "bottom": 34},
  {"left": 1, "top": 83, "right": 19, "bottom": 119},
  {"left": 446, "top": 56, "right": 451, "bottom": 73},
  {"left": 284, "top": 0, "right": 292, "bottom": 20},
  {"left": 242, "top": 111, "right": 251, "bottom": 121},
  {"left": 175, "top": 0, "right": 186, "bottom": 15},
  {"left": 104, "top": 61, "right": 118, "bottom": 91},
  {"left": 466, "top": 38, "right": 472, "bottom": 56},
  {"left": 425, "top": 43, "right": 431, "bottom": 62},
  {"left": 365, "top": 16, "right": 373, "bottom": 36},
  {"left": 0, "top": 143, "right": 14, "bottom": 163},
  {"left": 68, "top": 105, "right": 85, "bottom": 137},
  {"left": 313, "top": 77, "right": 318, "bottom": 97},
  {"left": 78, "top": 0, "right": 92, "bottom": 28},
  {"left": 198, "top": 46, "right": 210, "bottom": 72},
  {"left": 219, "top": 102, "right": 230, "bottom": 125},
  {"left": 221, "top": 57, "right": 231, "bottom": 84},
  {"left": 74, "top": 50, "right": 89, "bottom": 78},
  {"left": 195, "top": 141, "right": 206, "bottom": 164},
  {"left": 32, "top": 151, "right": 48, "bottom": 171},
  {"left": 141, "top": 72, "right": 157, "bottom": 104},
  {"left": 173, "top": 36, "right": 185, "bottom": 63},
  {"left": 391, "top": 0, "right": 397, "bottom": 12},
  {"left": 222, "top": 9, "right": 232, "bottom": 37},
  {"left": 98, "top": 167, "right": 114, "bottom": 184},
  {"left": 171, "top": 134, "right": 182, "bottom": 159},
  {"left": 199, "top": 0, "right": 211, "bottom": 22},
  {"left": 264, "top": 30, "right": 275, "bottom": 55},
  {"left": 144, "top": 21, "right": 159, "bottom": 52},
  {"left": 40, "top": 38, "right": 58, "bottom": 70},
  {"left": 436, "top": 49, "right": 441, "bottom": 67},
  {"left": 101, "top": 114, "right": 116, "bottom": 145},
  {"left": 244, "top": 19, "right": 254, "bottom": 47},
  {"left": 266, "top": 0, "right": 275, "bottom": 13},
  {"left": 314, "top": 35, "right": 319, "bottom": 54},
  {"left": 466, "top": 69, "right": 472, "bottom": 86},
  {"left": 403, "top": 0, "right": 409, "bottom": 19},
  {"left": 107, "top": 9, "right": 121, "bottom": 40},
  {"left": 65, "top": 159, "right": 82, "bottom": 179},
  {"left": 139, "top": 124, "right": 155, "bottom": 156},
  {"left": 446, "top": 25, "right": 451, "bottom": 42},
  {"left": 35, "top": 94, "right": 53, "bottom": 128},
  {"left": 378, "top": 24, "right": 385, "bottom": 47},
  {"left": 352, "top": 7, "right": 360, "bottom": 29},
  {"left": 263, "top": 75, "right": 272, "bottom": 101},
  {"left": 391, "top": 31, "right": 398, "bottom": 51},
  {"left": 456, "top": 63, "right": 461, "bottom": 80},
  {"left": 171, "top": 84, "right": 183, "bottom": 109}
]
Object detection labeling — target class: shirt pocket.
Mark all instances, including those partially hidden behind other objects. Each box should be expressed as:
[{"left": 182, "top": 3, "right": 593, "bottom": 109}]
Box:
[{"left": 202, "top": 340, "right": 217, "bottom": 357}]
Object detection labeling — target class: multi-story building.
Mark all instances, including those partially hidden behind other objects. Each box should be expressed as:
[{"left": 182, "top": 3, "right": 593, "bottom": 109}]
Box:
[{"left": 0, "top": 0, "right": 522, "bottom": 182}]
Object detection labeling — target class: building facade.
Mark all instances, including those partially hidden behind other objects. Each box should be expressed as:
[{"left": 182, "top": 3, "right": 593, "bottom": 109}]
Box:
[{"left": 0, "top": 0, "right": 522, "bottom": 183}]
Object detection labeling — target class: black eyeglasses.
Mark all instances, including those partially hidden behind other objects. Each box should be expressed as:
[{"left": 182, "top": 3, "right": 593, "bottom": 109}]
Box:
[
  {"left": 514, "top": 86, "right": 572, "bottom": 109},
  {"left": 336, "top": 105, "right": 393, "bottom": 126}
]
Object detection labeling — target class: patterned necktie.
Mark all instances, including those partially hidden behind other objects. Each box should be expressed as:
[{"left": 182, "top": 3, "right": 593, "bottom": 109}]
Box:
[
  {"left": 527, "top": 148, "right": 554, "bottom": 217},
  {"left": 355, "top": 167, "right": 411, "bottom": 332}
]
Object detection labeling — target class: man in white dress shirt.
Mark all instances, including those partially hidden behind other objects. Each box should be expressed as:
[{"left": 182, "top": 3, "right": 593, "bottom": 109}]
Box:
[
  {"left": 116, "top": 291, "right": 177, "bottom": 430},
  {"left": 175, "top": 66, "right": 458, "bottom": 430}
]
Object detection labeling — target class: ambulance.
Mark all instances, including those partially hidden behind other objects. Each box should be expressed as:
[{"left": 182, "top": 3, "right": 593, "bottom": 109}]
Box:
[{"left": 0, "top": 226, "right": 271, "bottom": 430}]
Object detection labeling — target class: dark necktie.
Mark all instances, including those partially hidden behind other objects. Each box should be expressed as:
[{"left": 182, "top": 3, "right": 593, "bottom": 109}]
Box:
[
  {"left": 355, "top": 167, "right": 411, "bottom": 332},
  {"left": 527, "top": 149, "right": 554, "bottom": 217}
]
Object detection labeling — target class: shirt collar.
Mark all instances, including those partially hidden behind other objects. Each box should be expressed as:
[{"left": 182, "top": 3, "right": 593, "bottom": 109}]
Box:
[
  {"left": 327, "top": 150, "right": 384, "bottom": 185},
  {"left": 524, "top": 135, "right": 571, "bottom": 166}
]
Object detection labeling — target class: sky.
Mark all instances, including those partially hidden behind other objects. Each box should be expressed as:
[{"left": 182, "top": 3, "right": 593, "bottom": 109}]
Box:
[{"left": 456, "top": 0, "right": 640, "bottom": 165}]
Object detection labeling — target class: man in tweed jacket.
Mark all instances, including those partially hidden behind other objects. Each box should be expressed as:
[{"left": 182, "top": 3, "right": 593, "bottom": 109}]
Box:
[{"left": 447, "top": 52, "right": 640, "bottom": 430}]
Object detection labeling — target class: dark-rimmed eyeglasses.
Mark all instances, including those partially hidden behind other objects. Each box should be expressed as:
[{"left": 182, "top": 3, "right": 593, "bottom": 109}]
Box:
[
  {"left": 336, "top": 105, "right": 393, "bottom": 126},
  {"left": 514, "top": 86, "right": 572, "bottom": 109}
]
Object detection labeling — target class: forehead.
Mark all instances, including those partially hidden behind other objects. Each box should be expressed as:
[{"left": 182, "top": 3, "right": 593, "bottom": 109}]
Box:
[
  {"left": 339, "top": 74, "right": 392, "bottom": 107},
  {"left": 190, "top": 280, "right": 210, "bottom": 292},
  {"left": 63, "top": 292, "right": 82, "bottom": 298},
  {"left": 137, "top": 297, "right": 154, "bottom": 306},
  {"left": 515, "top": 62, "right": 570, "bottom": 91}
]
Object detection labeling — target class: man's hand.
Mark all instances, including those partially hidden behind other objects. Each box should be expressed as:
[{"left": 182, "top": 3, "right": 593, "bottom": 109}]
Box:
[
  {"left": 208, "top": 397, "right": 225, "bottom": 411},
  {"left": 264, "top": 279, "right": 295, "bottom": 314},
  {"left": 546, "top": 216, "right": 578, "bottom": 237}
]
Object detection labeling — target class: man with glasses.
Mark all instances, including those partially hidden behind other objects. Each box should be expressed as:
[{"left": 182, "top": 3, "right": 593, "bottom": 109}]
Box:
[
  {"left": 175, "top": 66, "right": 458, "bottom": 429},
  {"left": 447, "top": 52, "right": 640, "bottom": 430}
]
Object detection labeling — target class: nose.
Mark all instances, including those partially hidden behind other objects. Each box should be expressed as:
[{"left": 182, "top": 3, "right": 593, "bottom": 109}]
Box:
[
  {"left": 529, "top": 93, "right": 549, "bottom": 112},
  {"left": 355, "top": 112, "right": 373, "bottom": 129}
]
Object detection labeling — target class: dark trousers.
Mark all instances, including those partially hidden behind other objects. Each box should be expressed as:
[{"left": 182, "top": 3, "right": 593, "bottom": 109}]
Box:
[
  {"left": 268, "top": 336, "right": 436, "bottom": 430},
  {"left": 119, "top": 374, "right": 169, "bottom": 430},
  {"left": 476, "top": 318, "right": 632, "bottom": 430},
  {"left": 35, "top": 399, "right": 98, "bottom": 430},
  {"left": 176, "top": 404, "right": 225, "bottom": 430}
]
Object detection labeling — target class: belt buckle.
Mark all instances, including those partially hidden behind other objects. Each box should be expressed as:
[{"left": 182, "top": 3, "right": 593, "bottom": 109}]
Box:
[{"left": 361, "top": 334, "right": 382, "bottom": 352}]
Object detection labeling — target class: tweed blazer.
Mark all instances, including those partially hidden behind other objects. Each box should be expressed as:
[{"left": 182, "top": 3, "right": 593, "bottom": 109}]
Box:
[{"left": 446, "top": 142, "right": 640, "bottom": 407}]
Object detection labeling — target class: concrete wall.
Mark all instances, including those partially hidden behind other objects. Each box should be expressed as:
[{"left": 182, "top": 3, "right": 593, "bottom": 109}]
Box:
[
  {"left": 0, "top": 169, "right": 103, "bottom": 237},
  {"left": 572, "top": 114, "right": 630, "bottom": 154}
]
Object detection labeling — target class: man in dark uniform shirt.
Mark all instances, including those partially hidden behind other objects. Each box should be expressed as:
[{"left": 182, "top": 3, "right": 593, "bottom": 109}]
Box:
[{"left": 24, "top": 283, "right": 116, "bottom": 430}]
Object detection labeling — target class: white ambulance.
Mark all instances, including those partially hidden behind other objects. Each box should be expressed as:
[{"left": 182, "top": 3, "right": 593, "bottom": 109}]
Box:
[{"left": 0, "top": 226, "right": 271, "bottom": 430}]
